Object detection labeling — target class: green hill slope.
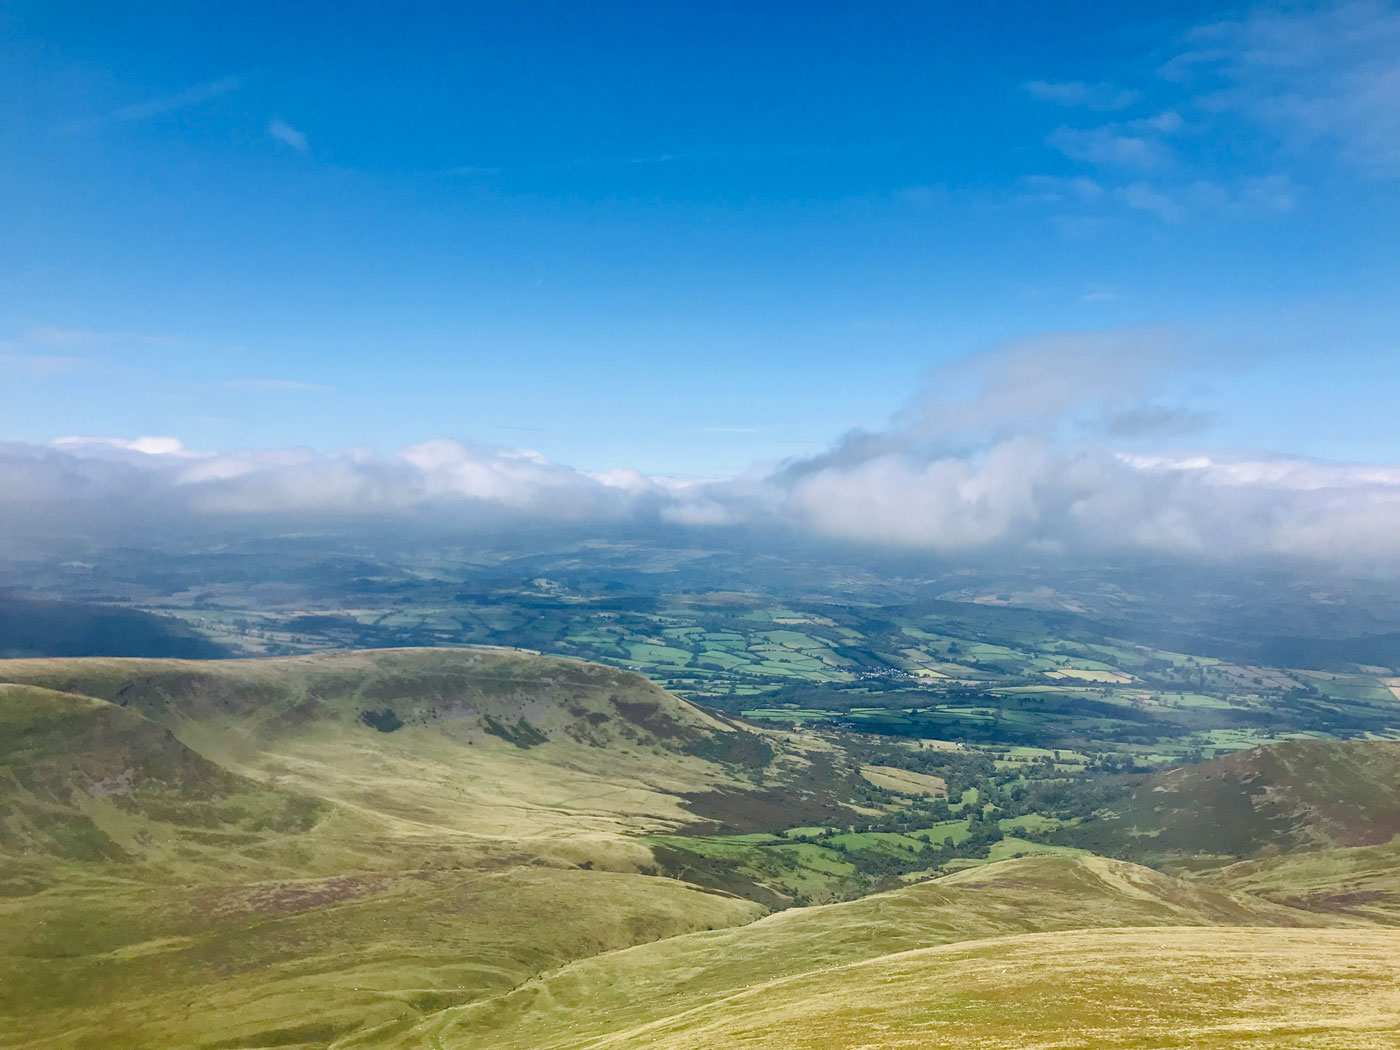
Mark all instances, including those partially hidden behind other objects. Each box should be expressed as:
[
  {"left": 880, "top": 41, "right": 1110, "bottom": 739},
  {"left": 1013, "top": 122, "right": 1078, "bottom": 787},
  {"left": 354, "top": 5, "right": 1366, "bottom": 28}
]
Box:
[
  {"left": 1069, "top": 738, "right": 1400, "bottom": 865},
  {"left": 0, "top": 648, "right": 827, "bottom": 860},
  {"left": 403, "top": 852, "right": 1338, "bottom": 1050},
  {"left": 3, "top": 652, "right": 1397, "bottom": 1049},
  {"left": 559, "top": 926, "right": 1400, "bottom": 1050},
  {"left": 0, "top": 646, "right": 741, "bottom": 752},
  {"left": 1211, "top": 838, "right": 1400, "bottom": 925},
  {"left": 0, "top": 683, "right": 322, "bottom": 876},
  {"left": 0, "top": 650, "right": 787, "bottom": 1050}
]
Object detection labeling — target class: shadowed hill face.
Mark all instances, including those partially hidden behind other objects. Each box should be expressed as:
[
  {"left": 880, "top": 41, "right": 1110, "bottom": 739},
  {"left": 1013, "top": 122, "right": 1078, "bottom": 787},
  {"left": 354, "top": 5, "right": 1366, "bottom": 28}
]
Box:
[
  {"left": 1069, "top": 739, "right": 1400, "bottom": 863},
  {"left": 0, "top": 595, "right": 229, "bottom": 660}
]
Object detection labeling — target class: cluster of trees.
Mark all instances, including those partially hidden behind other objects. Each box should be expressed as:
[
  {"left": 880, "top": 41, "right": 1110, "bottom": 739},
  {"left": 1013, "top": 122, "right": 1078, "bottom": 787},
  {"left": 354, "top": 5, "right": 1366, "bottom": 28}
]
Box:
[{"left": 835, "top": 738, "right": 1160, "bottom": 844}]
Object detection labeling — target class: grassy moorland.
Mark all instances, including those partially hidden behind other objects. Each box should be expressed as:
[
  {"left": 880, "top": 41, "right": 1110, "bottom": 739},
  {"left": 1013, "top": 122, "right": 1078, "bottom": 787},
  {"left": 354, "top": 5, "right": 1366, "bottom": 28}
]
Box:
[
  {"left": 533, "top": 927, "right": 1400, "bottom": 1050},
  {"left": 0, "top": 650, "right": 792, "bottom": 1049},
  {"left": 2, "top": 648, "right": 1400, "bottom": 1048},
  {"left": 1063, "top": 738, "right": 1400, "bottom": 869},
  {"left": 402, "top": 852, "right": 1345, "bottom": 1050},
  {"left": 1208, "top": 839, "right": 1400, "bottom": 924}
]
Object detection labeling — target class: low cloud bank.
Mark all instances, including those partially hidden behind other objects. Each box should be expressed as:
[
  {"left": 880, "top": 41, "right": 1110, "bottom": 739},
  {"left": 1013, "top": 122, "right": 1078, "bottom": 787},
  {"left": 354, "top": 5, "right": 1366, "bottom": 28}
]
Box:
[
  {"left": 4, "top": 433, "right": 1398, "bottom": 565},
  {"left": 4, "top": 334, "right": 1399, "bottom": 566}
]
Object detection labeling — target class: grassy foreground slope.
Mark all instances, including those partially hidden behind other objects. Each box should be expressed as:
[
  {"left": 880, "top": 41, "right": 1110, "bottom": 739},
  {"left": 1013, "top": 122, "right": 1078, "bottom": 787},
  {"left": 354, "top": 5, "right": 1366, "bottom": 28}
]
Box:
[
  {"left": 572, "top": 927, "right": 1400, "bottom": 1050},
  {"left": 401, "top": 852, "right": 1345, "bottom": 1050},
  {"left": 0, "top": 649, "right": 799, "bottom": 1050}
]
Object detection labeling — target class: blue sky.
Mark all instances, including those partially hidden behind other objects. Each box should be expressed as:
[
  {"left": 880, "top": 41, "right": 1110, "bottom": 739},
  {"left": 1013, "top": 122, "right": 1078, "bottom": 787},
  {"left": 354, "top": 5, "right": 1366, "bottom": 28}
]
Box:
[{"left": 2, "top": 1, "right": 1398, "bottom": 479}]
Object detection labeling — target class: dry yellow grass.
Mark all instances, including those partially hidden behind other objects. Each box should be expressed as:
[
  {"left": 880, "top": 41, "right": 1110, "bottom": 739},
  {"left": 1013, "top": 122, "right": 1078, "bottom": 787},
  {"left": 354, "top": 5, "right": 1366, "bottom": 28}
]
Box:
[
  {"left": 402, "top": 854, "right": 1348, "bottom": 1050},
  {"left": 859, "top": 764, "right": 947, "bottom": 796},
  {"left": 581, "top": 927, "right": 1400, "bottom": 1050},
  {"left": 0, "top": 651, "right": 778, "bottom": 1049}
]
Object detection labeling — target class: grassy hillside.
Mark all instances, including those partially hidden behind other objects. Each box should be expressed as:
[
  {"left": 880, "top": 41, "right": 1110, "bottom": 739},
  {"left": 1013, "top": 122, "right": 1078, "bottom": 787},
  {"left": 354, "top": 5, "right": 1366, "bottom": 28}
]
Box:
[
  {"left": 0, "top": 864, "right": 763, "bottom": 1050},
  {"left": 3, "top": 651, "right": 1398, "bottom": 1049},
  {"left": 1067, "top": 738, "right": 1400, "bottom": 865},
  {"left": 0, "top": 647, "right": 740, "bottom": 752},
  {"left": 543, "top": 927, "right": 1400, "bottom": 1050},
  {"left": 0, "top": 683, "right": 322, "bottom": 878},
  {"left": 0, "top": 649, "right": 790, "bottom": 1050},
  {"left": 1211, "top": 838, "right": 1400, "bottom": 925},
  {"left": 0, "top": 648, "right": 830, "bottom": 853},
  {"left": 401, "top": 853, "right": 1338, "bottom": 1050}
]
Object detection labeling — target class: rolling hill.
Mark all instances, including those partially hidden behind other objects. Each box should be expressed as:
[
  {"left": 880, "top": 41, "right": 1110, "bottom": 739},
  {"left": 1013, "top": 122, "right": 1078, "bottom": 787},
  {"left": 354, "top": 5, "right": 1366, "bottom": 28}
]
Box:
[
  {"left": 1067, "top": 738, "right": 1400, "bottom": 865},
  {"left": 534, "top": 926, "right": 1400, "bottom": 1050},
  {"left": 0, "top": 681, "right": 322, "bottom": 875},
  {"left": 0, "top": 649, "right": 802, "bottom": 1049},
  {"left": 403, "top": 852, "right": 1341, "bottom": 1050},
  {"left": 1208, "top": 837, "right": 1400, "bottom": 926},
  {"left": 2, "top": 650, "right": 1399, "bottom": 1049}
]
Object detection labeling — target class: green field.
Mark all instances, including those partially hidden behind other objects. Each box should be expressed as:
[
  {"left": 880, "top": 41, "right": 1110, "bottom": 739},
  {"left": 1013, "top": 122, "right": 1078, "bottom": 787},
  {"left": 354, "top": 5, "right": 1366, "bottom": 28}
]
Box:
[{"left": 32, "top": 540, "right": 1396, "bottom": 777}]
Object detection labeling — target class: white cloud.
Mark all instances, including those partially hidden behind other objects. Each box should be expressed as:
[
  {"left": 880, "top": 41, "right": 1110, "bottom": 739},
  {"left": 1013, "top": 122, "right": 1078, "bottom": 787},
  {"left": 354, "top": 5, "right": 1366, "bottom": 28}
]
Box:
[
  {"left": 1047, "top": 126, "right": 1170, "bottom": 168},
  {"left": 1118, "top": 181, "right": 1188, "bottom": 222},
  {"left": 892, "top": 328, "right": 1181, "bottom": 439},
  {"left": 1105, "top": 407, "right": 1209, "bottom": 438},
  {"left": 1024, "top": 2, "right": 1389, "bottom": 238},
  {"left": 1025, "top": 80, "right": 1141, "bottom": 110},
  {"left": 113, "top": 76, "right": 243, "bottom": 122},
  {"left": 1129, "top": 110, "right": 1184, "bottom": 134},
  {"left": 268, "top": 119, "right": 308, "bottom": 151},
  {"left": 5, "top": 332, "right": 1400, "bottom": 566},
  {"left": 444, "top": 165, "right": 504, "bottom": 176},
  {"left": 51, "top": 435, "right": 195, "bottom": 457},
  {"left": 1168, "top": 2, "right": 1400, "bottom": 177},
  {"left": 1051, "top": 214, "right": 1112, "bottom": 239},
  {"left": 1019, "top": 175, "right": 1104, "bottom": 204},
  {"left": 1117, "top": 175, "right": 1298, "bottom": 223},
  {"left": 0, "top": 353, "right": 86, "bottom": 376},
  {"left": 1240, "top": 174, "right": 1298, "bottom": 211},
  {"left": 25, "top": 325, "right": 172, "bottom": 347},
  {"left": 57, "top": 76, "right": 242, "bottom": 133}
]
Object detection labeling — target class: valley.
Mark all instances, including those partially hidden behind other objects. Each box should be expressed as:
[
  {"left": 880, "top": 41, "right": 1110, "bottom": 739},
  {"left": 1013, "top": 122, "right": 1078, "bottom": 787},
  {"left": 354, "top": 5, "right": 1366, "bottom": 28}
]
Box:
[
  {"left": 8, "top": 2, "right": 1399, "bottom": 1045},
  {"left": 10, "top": 541, "right": 1400, "bottom": 774},
  {"left": 2, "top": 647, "right": 1400, "bottom": 1048}
]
